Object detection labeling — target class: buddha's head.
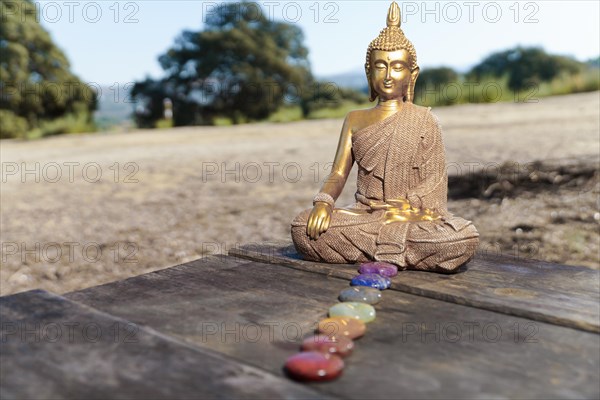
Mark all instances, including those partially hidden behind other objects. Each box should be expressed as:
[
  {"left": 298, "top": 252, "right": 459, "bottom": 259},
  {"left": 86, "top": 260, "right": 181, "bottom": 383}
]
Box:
[{"left": 365, "top": 2, "right": 419, "bottom": 103}]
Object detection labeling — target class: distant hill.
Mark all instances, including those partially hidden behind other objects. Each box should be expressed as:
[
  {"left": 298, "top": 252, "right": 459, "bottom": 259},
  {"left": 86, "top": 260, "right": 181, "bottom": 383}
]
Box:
[
  {"left": 94, "top": 85, "right": 134, "bottom": 130},
  {"left": 320, "top": 54, "right": 600, "bottom": 92},
  {"left": 587, "top": 57, "right": 600, "bottom": 68},
  {"left": 319, "top": 70, "right": 368, "bottom": 92}
]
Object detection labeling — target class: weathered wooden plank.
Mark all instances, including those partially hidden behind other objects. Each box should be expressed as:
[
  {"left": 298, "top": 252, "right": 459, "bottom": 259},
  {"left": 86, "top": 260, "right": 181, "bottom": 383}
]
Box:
[
  {"left": 228, "top": 241, "right": 600, "bottom": 333},
  {"left": 0, "top": 289, "right": 331, "bottom": 400},
  {"left": 67, "top": 255, "right": 600, "bottom": 399}
]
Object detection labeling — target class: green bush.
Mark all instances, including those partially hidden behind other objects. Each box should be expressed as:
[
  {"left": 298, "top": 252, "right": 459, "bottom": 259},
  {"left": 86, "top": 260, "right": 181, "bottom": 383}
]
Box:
[
  {"left": 155, "top": 119, "right": 174, "bottom": 129},
  {"left": 468, "top": 46, "right": 583, "bottom": 91},
  {"left": 415, "top": 69, "right": 599, "bottom": 108},
  {"left": 28, "top": 111, "right": 95, "bottom": 139},
  {"left": 0, "top": 110, "right": 29, "bottom": 139},
  {"left": 536, "top": 70, "right": 600, "bottom": 97}
]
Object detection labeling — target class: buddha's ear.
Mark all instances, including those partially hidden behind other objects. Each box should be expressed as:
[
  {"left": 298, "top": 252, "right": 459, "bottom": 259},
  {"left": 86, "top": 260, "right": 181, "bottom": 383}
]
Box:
[
  {"left": 406, "top": 67, "right": 420, "bottom": 103},
  {"left": 411, "top": 67, "right": 420, "bottom": 83},
  {"left": 366, "top": 66, "right": 378, "bottom": 102},
  {"left": 369, "top": 81, "right": 378, "bottom": 102}
]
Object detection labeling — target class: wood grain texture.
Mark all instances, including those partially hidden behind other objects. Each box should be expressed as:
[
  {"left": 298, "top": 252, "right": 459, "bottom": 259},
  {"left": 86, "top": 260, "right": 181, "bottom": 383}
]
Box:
[
  {"left": 228, "top": 241, "right": 600, "bottom": 333},
  {"left": 66, "top": 256, "right": 600, "bottom": 399},
  {"left": 0, "top": 289, "right": 329, "bottom": 400}
]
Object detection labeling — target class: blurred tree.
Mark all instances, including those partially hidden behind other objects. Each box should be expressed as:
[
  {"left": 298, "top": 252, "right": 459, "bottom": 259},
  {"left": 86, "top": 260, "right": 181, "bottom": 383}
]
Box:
[
  {"left": 297, "top": 79, "right": 368, "bottom": 117},
  {"left": 132, "top": 1, "right": 314, "bottom": 127},
  {"left": 415, "top": 67, "right": 460, "bottom": 106},
  {"left": 468, "top": 47, "right": 583, "bottom": 91},
  {"left": 131, "top": 78, "right": 170, "bottom": 128},
  {"left": 0, "top": 0, "right": 97, "bottom": 138}
]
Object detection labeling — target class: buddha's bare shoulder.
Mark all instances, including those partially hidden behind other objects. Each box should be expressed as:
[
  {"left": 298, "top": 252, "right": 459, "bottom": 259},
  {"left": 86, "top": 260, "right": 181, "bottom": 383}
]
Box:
[
  {"left": 344, "top": 108, "right": 371, "bottom": 122},
  {"left": 344, "top": 108, "right": 381, "bottom": 133}
]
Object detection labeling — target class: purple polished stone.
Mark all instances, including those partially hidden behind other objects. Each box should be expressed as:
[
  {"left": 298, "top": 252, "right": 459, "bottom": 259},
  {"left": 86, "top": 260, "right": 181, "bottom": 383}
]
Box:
[
  {"left": 350, "top": 273, "right": 391, "bottom": 290},
  {"left": 359, "top": 261, "right": 398, "bottom": 277}
]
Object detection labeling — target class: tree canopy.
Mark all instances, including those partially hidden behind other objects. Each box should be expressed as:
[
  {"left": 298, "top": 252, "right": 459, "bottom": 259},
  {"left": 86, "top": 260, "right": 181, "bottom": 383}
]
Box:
[
  {"left": 415, "top": 67, "right": 460, "bottom": 106},
  {"left": 468, "top": 46, "right": 583, "bottom": 91},
  {"left": 0, "top": 0, "right": 97, "bottom": 138},
  {"left": 132, "top": 2, "right": 317, "bottom": 127}
]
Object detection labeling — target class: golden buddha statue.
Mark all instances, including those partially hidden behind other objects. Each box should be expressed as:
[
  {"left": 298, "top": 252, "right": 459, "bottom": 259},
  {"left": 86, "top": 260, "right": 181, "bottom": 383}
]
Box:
[{"left": 291, "top": 2, "right": 479, "bottom": 273}]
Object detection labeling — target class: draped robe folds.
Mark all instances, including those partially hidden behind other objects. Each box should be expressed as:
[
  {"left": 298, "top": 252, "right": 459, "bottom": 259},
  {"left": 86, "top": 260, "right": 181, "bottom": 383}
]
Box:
[{"left": 291, "top": 102, "right": 479, "bottom": 273}]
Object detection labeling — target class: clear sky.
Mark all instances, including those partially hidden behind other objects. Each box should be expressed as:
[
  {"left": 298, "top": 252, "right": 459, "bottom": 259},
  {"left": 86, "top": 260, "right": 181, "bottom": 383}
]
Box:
[{"left": 34, "top": 0, "right": 600, "bottom": 85}]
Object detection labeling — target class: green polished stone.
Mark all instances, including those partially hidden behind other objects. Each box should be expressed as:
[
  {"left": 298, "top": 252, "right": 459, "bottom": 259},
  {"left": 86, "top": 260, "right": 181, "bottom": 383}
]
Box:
[{"left": 328, "top": 302, "right": 376, "bottom": 323}]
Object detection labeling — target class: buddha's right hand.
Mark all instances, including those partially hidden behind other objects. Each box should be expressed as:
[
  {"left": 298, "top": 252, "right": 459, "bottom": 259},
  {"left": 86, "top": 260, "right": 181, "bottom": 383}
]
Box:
[{"left": 307, "top": 202, "right": 332, "bottom": 240}]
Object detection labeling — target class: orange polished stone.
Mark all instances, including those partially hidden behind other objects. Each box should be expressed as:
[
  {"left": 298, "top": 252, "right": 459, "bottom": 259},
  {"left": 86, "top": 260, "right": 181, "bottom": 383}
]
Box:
[
  {"left": 317, "top": 317, "right": 366, "bottom": 340},
  {"left": 301, "top": 334, "right": 354, "bottom": 357}
]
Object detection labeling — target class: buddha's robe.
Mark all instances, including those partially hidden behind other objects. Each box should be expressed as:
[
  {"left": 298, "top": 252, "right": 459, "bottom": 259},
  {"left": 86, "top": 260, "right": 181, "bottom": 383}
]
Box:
[{"left": 291, "top": 103, "right": 479, "bottom": 273}]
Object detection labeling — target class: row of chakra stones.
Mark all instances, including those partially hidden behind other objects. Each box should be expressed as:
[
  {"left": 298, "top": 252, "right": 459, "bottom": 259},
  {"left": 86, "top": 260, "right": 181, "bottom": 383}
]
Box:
[{"left": 284, "top": 262, "right": 398, "bottom": 381}]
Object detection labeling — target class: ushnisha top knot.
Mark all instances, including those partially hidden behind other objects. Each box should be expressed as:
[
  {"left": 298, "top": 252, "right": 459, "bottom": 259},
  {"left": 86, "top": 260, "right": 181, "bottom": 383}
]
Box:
[{"left": 386, "top": 0, "right": 401, "bottom": 27}]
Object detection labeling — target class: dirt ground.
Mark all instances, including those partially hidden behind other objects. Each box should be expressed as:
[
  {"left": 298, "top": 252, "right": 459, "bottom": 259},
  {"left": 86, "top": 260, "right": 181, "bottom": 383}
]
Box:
[{"left": 1, "top": 92, "right": 599, "bottom": 296}]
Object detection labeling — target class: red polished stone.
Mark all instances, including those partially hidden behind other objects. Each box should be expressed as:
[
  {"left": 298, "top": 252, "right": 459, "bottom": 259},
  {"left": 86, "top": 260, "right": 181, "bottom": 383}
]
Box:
[
  {"left": 284, "top": 351, "right": 344, "bottom": 382},
  {"left": 301, "top": 334, "right": 354, "bottom": 357}
]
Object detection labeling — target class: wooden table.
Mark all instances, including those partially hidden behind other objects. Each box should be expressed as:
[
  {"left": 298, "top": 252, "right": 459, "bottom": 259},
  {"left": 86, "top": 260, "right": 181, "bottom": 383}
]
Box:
[{"left": 1, "top": 241, "right": 599, "bottom": 399}]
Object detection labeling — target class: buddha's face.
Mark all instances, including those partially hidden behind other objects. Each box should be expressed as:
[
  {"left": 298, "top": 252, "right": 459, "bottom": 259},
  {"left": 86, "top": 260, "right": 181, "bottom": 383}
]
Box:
[{"left": 370, "top": 49, "right": 414, "bottom": 101}]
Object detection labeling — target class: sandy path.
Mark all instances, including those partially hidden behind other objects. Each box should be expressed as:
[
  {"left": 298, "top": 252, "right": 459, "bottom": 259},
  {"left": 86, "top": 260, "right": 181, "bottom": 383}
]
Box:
[{"left": 1, "top": 92, "right": 599, "bottom": 295}]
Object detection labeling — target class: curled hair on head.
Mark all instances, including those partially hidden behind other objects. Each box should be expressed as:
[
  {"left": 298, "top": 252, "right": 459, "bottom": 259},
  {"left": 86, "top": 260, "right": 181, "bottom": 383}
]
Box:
[{"left": 365, "top": 2, "right": 419, "bottom": 102}]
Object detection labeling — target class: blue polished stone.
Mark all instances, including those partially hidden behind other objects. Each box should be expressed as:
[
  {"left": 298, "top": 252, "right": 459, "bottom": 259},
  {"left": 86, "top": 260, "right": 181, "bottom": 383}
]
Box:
[{"left": 350, "top": 273, "right": 391, "bottom": 290}]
